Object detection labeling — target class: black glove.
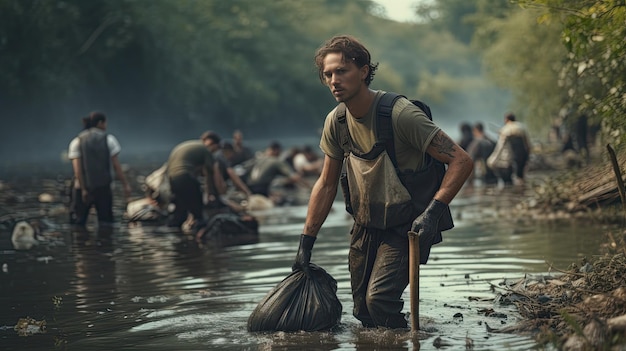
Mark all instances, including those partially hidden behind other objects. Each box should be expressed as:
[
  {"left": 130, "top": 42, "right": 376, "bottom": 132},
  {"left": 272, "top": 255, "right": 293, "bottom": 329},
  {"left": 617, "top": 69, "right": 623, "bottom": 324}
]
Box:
[
  {"left": 411, "top": 199, "right": 447, "bottom": 252},
  {"left": 292, "top": 234, "right": 316, "bottom": 276}
]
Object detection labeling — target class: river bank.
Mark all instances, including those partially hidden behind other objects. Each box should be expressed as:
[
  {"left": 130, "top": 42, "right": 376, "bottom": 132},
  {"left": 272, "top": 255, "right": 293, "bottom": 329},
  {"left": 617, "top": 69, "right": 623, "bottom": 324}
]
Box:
[{"left": 480, "top": 145, "right": 626, "bottom": 350}]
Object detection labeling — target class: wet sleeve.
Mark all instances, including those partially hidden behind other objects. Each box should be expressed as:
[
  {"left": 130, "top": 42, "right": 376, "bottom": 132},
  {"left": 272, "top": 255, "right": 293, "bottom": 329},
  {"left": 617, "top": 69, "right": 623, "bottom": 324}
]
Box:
[
  {"left": 395, "top": 103, "right": 440, "bottom": 154},
  {"left": 319, "top": 108, "right": 344, "bottom": 161},
  {"left": 107, "top": 134, "right": 122, "bottom": 156}
]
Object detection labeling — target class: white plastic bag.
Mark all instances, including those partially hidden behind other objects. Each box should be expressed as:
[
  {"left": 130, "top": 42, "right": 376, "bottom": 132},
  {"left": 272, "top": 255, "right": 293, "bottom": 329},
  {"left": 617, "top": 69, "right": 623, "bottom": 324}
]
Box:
[{"left": 145, "top": 163, "right": 171, "bottom": 203}]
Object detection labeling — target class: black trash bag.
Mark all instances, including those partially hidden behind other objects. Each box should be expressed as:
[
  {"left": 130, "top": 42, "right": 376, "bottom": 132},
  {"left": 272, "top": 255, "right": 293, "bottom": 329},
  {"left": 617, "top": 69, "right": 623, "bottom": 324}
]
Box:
[
  {"left": 198, "top": 213, "right": 258, "bottom": 240},
  {"left": 247, "top": 263, "right": 342, "bottom": 332}
]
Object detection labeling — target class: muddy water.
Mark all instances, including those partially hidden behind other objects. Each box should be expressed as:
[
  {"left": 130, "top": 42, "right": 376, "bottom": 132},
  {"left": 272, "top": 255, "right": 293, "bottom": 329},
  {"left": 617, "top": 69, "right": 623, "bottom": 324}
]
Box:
[{"left": 0, "top": 177, "right": 612, "bottom": 351}]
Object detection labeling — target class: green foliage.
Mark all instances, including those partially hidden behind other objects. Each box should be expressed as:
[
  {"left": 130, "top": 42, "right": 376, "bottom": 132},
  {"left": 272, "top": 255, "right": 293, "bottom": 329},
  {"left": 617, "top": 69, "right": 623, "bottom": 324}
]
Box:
[
  {"left": 514, "top": 0, "right": 626, "bottom": 146},
  {"left": 0, "top": 0, "right": 135, "bottom": 100},
  {"left": 415, "top": 0, "right": 478, "bottom": 43},
  {"left": 131, "top": 0, "right": 324, "bottom": 128},
  {"left": 0, "top": 0, "right": 514, "bottom": 161},
  {"left": 0, "top": 0, "right": 330, "bottom": 137},
  {"left": 478, "top": 8, "right": 568, "bottom": 135}
]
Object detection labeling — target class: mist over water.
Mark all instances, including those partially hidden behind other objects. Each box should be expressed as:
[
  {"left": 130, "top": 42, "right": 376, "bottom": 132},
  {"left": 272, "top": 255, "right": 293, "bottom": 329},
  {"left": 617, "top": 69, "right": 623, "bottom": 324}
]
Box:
[
  {"left": 1, "top": 90, "right": 511, "bottom": 172},
  {"left": 1, "top": 67, "right": 512, "bottom": 180},
  {"left": 0, "top": 123, "right": 321, "bottom": 177}
]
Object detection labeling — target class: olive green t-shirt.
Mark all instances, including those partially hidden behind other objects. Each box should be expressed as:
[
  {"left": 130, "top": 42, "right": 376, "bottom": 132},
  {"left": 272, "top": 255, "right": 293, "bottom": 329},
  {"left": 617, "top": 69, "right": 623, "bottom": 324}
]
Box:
[
  {"left": 167, "top": 140, "right": 214, "bottom": 177},
  {"left": 320, "top": 90, "right": 441, "bottom": 172}
]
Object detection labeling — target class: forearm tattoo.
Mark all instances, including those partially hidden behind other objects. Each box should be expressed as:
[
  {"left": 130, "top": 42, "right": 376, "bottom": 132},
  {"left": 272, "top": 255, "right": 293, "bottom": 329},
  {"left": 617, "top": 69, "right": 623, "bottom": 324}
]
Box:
[{"left": 431, "top": 131, "right": 456, "bottom": 158}]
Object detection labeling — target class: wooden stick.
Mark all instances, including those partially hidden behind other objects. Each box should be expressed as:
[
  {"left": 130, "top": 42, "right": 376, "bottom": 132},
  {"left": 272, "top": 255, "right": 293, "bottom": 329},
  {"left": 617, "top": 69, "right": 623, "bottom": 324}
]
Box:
[
  {"left": 408, "top": 231, "right": 420, "bottom": 331},
  {"left": 606, "top": 143, "right": 626, "bottom": 214}
]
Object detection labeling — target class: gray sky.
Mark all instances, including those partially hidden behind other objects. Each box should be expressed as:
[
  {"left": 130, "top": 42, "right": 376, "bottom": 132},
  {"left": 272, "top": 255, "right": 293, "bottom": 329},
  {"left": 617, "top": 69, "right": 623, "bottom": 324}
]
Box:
[{"left": 372, "top": 0, "right": 421, "bottom": 22}]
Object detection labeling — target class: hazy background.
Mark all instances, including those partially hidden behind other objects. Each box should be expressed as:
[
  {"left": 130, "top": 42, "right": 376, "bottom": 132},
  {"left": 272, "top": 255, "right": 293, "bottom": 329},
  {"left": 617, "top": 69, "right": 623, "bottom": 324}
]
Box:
[{"left": 9, "top": 0, "right": 621, "bottom": 174}]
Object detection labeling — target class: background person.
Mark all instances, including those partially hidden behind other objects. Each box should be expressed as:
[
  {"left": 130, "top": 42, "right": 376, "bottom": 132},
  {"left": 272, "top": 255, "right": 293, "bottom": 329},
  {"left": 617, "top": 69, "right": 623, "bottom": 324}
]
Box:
[
  {"left": 68, "top": 111, "right": 131, "bottom": 227},
  {"left": 458, "top": 122, "right": 474, "bottom": 151},
  {"left": 487, "top": 113, "right": 531, "bottom": 185},
  {"left": 230, "top": 129, "right": 255, "bottom": 166},
  {"left": 466, "top": 122, "right": 498, "bottom": 186},
  {"left": 165, "top": 140, "right": 217, "bottom": 231},
  {"left": 246, "top": 141, "right": 309, "bottom": 198},
  {"left": 292, "top": 145, "right": 323, "bottom": 177},
  {"left": 201, "top": 130, "right": 253, "bottom": 198}
]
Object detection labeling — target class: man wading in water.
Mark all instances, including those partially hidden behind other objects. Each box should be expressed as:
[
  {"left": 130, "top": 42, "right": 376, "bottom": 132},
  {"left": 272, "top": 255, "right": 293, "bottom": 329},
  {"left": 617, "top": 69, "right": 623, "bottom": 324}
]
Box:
[
  {"left": 292, "top": 35, "right": 473, "bottom": 328},
  {"left": 68, "top": 112, "right": 131, "bottom": 227}
]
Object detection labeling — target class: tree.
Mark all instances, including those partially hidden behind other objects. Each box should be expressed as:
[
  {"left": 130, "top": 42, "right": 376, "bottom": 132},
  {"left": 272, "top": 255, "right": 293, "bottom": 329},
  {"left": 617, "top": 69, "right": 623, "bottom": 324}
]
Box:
[
  {"left": 0, "top": 0, "right": 519, "bottom": 164},
  {"left": 476, "top": 8, "right": 569, "bottom": 135},
  {"left": 516, "top": 0, "right": 626, "bottom": 146}
]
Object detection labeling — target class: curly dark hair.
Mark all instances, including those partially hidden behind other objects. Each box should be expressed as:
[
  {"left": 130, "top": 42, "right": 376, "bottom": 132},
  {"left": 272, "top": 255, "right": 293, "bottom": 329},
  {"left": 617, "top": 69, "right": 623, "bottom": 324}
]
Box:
[{"left": 314, "top": 35, "right": 378, "bottom": 86}]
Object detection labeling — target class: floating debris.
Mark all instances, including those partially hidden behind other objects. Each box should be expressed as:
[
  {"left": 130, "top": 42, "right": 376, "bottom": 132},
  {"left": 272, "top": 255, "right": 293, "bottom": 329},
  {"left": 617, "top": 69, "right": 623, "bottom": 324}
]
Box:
[
  {"left": 14, "top": 317, "right": 46, "bottom": 336},
  {"left": 52, "top": 296, "right": 62, "bottom": 308},
  {"left": 37, "top": 193, "right": 55, "bottom": 203},
  {"left": 36, "top": 256, "right": 53, "bottom": 263},
  {"left": 11, "top": 221, "right": 38, "bottom": 250},
  {"left": 492, "top": 231, "right": 626, "bottom": 349}
]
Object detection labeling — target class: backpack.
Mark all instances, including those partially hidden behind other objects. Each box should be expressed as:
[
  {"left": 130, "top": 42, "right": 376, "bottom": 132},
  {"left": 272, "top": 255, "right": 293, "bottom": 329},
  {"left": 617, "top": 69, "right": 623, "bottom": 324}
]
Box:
[{"left": 335, "top": 92, "right": 454, "bottom": 232}]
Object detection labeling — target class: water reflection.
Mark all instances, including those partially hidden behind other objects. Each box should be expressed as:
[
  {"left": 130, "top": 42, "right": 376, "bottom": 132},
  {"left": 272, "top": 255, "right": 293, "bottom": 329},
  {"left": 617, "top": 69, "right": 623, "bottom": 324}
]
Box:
[
  {"left": 72, "top": 226, "right": 116, "bottom": 315},
  {"left": 0, "top": 179, "right": 612, "bottom": 350}
]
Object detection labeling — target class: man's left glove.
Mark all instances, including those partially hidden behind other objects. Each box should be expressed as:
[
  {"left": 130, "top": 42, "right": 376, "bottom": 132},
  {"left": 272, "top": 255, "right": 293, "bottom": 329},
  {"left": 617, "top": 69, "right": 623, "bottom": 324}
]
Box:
[
  {"left": 292, "top": 234, "right": 316, "bottom": 276},
  {"left": 411, "top": 199, "right": 448, "bottom": 252}
]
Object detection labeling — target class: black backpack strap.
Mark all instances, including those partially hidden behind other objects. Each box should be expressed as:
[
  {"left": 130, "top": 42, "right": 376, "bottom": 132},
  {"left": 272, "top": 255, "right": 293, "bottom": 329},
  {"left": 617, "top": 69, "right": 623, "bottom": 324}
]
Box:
[
  {"left": 407, "top": 99, "right": 435, "bottom": 167},
  {"left": 334, "top": 93, "right": 410, "bottom": 164},
  {"left": 335, "top": 103, "right": 351, "bottom": 157},
  {"left": 376, "top": 92, "right": 405, "bottom": 168},
  {"left": 410, "top": 100, "right": 432, "bottom": 120}
]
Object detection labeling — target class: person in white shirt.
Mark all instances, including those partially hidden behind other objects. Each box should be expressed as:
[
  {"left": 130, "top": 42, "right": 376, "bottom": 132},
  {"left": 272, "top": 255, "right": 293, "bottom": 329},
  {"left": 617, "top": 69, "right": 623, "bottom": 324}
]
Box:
[
  {"left": 292, "top": 145, "right": 323, "bottom": 177},
  {"left": 67, "top": 111, "right": 131, "bottom": 226}
]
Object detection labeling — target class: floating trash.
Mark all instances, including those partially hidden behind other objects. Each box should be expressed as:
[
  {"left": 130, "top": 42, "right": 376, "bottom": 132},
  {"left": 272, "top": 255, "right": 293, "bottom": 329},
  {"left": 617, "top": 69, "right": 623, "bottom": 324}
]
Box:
[
  {"left": 11, "top": 221, "right": 38, "bottom": 250},
  {"left": 14, "top": 317, "right": 46, "bottom": 336},
  {"left": 38, "top": 193, "right": 55, "bottom": 203}
]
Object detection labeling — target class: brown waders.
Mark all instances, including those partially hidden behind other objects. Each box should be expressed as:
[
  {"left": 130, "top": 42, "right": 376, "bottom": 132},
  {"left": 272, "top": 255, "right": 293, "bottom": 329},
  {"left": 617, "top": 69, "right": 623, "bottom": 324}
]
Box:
[{"left": 349, "top": 222, "right": 412, "bottom": 329}]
